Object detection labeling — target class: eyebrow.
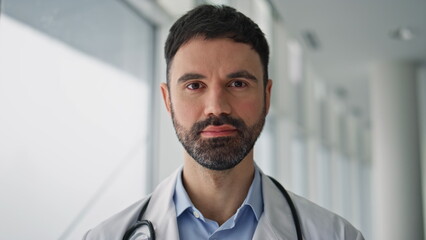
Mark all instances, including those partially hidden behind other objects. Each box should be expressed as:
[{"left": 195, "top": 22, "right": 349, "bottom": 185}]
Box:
[
  {"left": 227, "top": 70, "right": 258, "bottom": 82},
  {"left": 177, "top": 73, "right": 206, "bottom": 83},
  {"left": 176, "top": 70, "right": 258, "bottom": 83}
]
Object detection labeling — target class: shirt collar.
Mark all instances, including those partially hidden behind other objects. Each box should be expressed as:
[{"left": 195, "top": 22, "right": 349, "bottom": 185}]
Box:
[
  {"left": 173, "top": 169, "right": 194, "bottom": 217},
  {"left": 243, "top": 166, "right": 263, "bottom": 220},
  {"left": 173, "top": 166, "right": 264, "bottom": 221}
]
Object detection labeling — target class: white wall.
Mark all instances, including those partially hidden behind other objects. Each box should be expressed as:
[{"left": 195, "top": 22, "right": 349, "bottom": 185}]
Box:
[{"left": 0, "top": 16, "right": 149, "bottom": 239}]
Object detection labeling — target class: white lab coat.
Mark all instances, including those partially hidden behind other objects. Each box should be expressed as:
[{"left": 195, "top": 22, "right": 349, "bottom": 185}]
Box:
[{"left": 84, "top": 168, "right": 364, "bottom": 240}]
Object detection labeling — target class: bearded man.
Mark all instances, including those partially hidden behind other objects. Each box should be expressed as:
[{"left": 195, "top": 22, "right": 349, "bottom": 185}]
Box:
[{"left": 84, "top": 4, "right": 364, "bottom": 240}]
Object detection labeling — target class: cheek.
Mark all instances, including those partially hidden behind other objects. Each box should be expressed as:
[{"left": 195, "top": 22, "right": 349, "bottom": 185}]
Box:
[
  {"left": 172, "top": 98, "right": 202, "bottom": 126},
  {"left": 234, "top": 98, "right": 265, "bottom": 123}
]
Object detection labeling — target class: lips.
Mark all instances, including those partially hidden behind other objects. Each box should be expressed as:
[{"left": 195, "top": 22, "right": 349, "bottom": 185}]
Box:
[{"left": 200, "top": 124, "right": 237, "bottom": 138}]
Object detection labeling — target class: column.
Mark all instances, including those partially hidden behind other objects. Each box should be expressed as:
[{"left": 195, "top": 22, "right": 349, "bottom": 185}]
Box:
[
  {"left": 418, "top": 65, "right": 426, "bottom": 240},
  {"left": 329, "top": 93, "right": 344, "bottom": 216},
  {"left": 370, "top": 61, "right": 423, "bottom": 240}
]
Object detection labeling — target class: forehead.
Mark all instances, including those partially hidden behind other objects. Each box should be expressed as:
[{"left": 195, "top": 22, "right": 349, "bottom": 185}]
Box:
[{"left": 169, "top": 37, "right": 263, "bottom": 84}]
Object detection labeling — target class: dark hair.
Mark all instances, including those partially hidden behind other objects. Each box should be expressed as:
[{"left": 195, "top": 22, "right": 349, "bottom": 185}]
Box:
[{"left": 164, "top": 4, "right": 270, "bottom": 86}]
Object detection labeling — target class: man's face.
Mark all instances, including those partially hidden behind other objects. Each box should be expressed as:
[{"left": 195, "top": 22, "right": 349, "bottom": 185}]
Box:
[{"left": 161, "top": 37, "right": 272, "bottom": 170}]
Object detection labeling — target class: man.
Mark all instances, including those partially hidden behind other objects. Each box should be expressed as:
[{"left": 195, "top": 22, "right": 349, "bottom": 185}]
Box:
[{"left": 84, "top": 4, "right": 364, "bottom": 240}]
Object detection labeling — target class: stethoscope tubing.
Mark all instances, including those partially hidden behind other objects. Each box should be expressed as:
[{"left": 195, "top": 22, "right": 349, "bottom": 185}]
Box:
[{"left": 268, "top": 176, "right": 303, "bottom": 240}]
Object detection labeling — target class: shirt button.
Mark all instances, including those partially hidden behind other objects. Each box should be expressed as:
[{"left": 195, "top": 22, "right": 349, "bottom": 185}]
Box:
[{"left": 193, "top": 211, "right": 200, "bottom": 218}]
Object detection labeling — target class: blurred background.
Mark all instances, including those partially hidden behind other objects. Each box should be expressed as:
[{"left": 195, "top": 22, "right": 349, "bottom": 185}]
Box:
[{"left": 0, "top": 0, "right": 425, "bottom": 239}]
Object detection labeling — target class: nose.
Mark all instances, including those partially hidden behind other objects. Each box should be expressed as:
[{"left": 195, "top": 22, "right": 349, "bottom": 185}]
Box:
[{"left": 203, "top": 84, "right": 231, "bottom": 117}]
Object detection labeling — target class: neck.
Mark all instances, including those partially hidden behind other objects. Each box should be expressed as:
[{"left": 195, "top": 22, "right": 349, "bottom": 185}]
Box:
[{"left": 181, "top": 151, "right": 255, "bottom": 225}]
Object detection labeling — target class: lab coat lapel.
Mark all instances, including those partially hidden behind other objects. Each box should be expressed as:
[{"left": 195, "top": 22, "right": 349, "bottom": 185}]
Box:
[
  {"left": 141, "top": 167, "right": 300, "bottom": 240},
  {"left": 143, "top": 168, "right": 181, "bottom": 240},
  {"left": 253, "top": 172, "right": 300, "bottom": 240}
]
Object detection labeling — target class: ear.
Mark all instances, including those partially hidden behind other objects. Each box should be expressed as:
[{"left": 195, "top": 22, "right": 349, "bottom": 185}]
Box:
[
  {"left": 265, "top": 79, "right": 273, "bottom": 114},
  {"left": 160, "top": 83, "right": 172, "bottom": 114}
]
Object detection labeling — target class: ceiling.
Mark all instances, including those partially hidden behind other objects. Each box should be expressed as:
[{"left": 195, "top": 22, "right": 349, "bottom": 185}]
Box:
[{"left": 270, "top": 0, "right": 426, "bottom": 124}]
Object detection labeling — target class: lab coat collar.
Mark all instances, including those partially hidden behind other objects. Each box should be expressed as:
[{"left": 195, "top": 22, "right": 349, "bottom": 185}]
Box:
[{"left": 144, "top": 166, "right": 298, "bottom": 240}]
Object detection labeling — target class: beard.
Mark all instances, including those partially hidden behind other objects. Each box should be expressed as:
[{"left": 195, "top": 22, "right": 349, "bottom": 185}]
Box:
[{"left": 171, "top": 107, "right": 266, "bottom": 171}]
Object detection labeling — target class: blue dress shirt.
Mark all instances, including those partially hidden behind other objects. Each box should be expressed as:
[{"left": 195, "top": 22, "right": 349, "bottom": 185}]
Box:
[{"left": 173, "top": 167, "right": 263, "bottom": 240}]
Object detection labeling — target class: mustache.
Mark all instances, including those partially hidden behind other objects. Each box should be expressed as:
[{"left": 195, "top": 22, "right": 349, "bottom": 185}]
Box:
[{"left": 191, "top": 114, "right": 245, "bottom": 134}]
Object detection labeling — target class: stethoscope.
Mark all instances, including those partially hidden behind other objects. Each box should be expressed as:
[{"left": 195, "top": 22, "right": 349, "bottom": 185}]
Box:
[{"left": 123, "top": 175, "right": 302, "bottom": 240}]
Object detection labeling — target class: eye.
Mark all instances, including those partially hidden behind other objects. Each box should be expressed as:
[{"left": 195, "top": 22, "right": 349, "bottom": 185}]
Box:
[
  {"left": 186, "top": 82, "right": 204, "bottom": 90},
  {"left": 229, "top": 80, "right": 247, "bottom": 88}
]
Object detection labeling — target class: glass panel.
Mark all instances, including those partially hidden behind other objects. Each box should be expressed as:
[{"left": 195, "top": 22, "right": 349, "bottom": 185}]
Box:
[
  {"left": 254, "top": 118, "right": 275, "bottom": 176},
  {"left": 2, "top": 0, "right": 154, "bottom": 80},
  {"left": 291, "top": 135, "right": 308, "bottom": 197},
  {"left": 253, "top": 0, "right": 273, "bottom": 43},
  {"left": 0, "top": 1, "right": 154, "bottom": 239},
  {"left": 340, "top": 155, "right": 351, "bottom": 218},
  {"left": 317, "top": 145, "right": 332, "bottom": 209},
  {"left": 202, "top": 0, "right": 230, "bottom": 5}
]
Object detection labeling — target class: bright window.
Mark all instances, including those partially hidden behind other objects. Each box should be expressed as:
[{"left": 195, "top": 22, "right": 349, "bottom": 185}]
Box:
[{"left": 0, "top": 0, "right": 155, "bottom": 239}]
